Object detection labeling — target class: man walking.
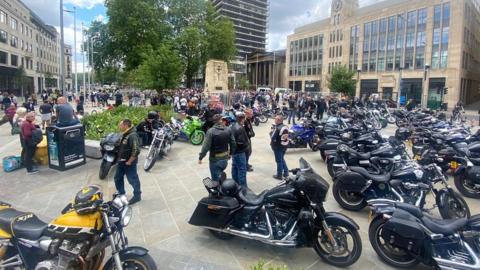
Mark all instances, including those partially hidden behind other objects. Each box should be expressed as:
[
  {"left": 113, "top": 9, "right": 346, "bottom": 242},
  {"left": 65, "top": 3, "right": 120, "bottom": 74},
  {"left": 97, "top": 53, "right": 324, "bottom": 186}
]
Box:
[
  {"left": 231, "top": 112, "right": 249, "bottom": 187},
  {"left": 287, "top": 94, "right": 297, "bottom": 125},
  {"left": 115, "top": 119, "right": 142, "bottom": 205},
  {"left": 270, "top": 115, "right": 289, "bottom": 180},
  {"left": 316, "top": 97, "right": 327, "bottom": 120},
  {"left": 39, "top": 99, "right": 53, "bottom": 129},
  {"left": 199, "top": 114, "right": 236, "bottom": 182}
]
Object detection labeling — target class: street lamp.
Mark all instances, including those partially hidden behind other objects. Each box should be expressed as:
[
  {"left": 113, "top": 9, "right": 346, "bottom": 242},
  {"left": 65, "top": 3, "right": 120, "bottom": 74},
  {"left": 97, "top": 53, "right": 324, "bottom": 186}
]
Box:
[
  {"left": 64, "top": 7, "right": 77, "bottom": 95},
  {"left": 356, "top": 68, "right": 361, "bottom": 97},
  {"left": 59, "top": 0, "right": 66, "bottom": 94},
  {"left": 397, "top": 66, "right": 403, "bottom": 108}
]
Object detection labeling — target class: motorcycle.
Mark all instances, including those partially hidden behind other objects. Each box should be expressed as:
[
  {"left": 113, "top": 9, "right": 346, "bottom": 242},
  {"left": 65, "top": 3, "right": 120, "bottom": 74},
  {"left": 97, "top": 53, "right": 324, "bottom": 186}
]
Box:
[
  {"left": 253, "top": 107, "right": 267, "bottom": 125},
  {"left": 0, "top": 186, "right": 156, "bottom": 270},
  {"left": 380, "top": 104, "right": 396, "bottom": 124},
  {"left": 287, "top": 119, "right": 320, "bottom": 151},
  {"left": 368, "top": 200, "right": 480, "bottom": 269},
  {"left": 99, "top": 132, "right": 123, "bottom": 180},
  {"left": 189, "top": 158, "right": 362, "bottom": 267},
  {"left": 170, "top": 116, "right": 205, "bottom": 145},
  {"left": 332, "top": 161, "right": 470, "bottom": 220},
  {"left": 143, "top": 124, "right": 174, "bottom": 172},
  {"left": 454, "top": 142, "right": 480, "bottom": 198}
]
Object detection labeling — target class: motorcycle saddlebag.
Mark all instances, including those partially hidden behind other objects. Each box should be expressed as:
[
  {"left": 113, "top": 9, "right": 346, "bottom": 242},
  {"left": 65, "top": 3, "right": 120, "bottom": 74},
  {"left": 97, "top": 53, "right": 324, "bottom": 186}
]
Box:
[
  {"left": 334, "top": 171, "right": 367, "bottom": 192},
  {"left": 467, "top": 166, "right": 480, "bottom": 182},
  {"left": 188, "top": 196, "right": 240, "bottom": 228},
  {"left": 381, "top": 209, "right": 425, "bottom": 254}
]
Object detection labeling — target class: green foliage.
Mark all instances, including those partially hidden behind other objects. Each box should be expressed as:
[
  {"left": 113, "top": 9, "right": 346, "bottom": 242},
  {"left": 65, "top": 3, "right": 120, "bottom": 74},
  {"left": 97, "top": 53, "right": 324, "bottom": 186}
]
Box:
[
  {"left": 205, "top": 13, "right": 236, "bottom": 62},
  {"left": 328, "top": 65, "right": 357, "bottom": 97},
  {"left": 239, "top": 76, "right": 250, "bottom": 90},
  {"left": 132, "top": 45, "right": 183, "bottom": 91},
  {"left": 177, "top": 26, "right": 204, "bottom": 88},
  {"left": 250, "top": 261, "right": 289, "bottom": 270},
  {"left": 82, "top": 105, "right": 175, "bottom": 140}
]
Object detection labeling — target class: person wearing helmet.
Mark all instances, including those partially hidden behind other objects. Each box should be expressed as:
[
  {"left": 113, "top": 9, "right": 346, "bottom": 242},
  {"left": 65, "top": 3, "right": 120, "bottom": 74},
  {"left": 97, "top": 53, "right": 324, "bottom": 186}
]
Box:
[
  {"left": 230, "top": 112, "right": 250, "bottom": 187},
  {"left": 199, "top": 114, "right": 236, "bottom": 182},
  {"left": 136, "top": 111, "right": 161, "bottom": 147}
]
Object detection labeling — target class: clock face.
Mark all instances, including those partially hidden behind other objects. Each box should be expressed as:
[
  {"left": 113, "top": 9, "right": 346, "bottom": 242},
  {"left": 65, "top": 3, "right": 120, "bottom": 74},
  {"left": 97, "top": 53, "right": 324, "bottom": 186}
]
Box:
[{"left": 334, "top": 0, "right": 342, "bottom": 12}]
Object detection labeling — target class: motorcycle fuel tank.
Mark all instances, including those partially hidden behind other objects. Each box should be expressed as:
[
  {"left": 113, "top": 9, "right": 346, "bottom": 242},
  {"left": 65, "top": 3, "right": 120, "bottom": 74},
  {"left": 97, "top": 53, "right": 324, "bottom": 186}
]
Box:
[
  {"left": 264, "top": 185, "right": 298, "bottom": 207},
  {"left": 48, "top": 210, "right": 102, "bottom": 238}
]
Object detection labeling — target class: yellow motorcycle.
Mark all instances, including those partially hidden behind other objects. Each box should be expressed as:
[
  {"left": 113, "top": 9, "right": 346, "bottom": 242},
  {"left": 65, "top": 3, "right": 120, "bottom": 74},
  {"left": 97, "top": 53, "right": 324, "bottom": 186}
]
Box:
[{"left": 0, "top": 185, "right": 156, "bottom": 270}]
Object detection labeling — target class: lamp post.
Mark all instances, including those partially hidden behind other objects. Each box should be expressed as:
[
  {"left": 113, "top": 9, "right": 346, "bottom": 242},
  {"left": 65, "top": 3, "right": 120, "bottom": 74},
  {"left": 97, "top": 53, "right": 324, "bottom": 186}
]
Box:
[
  {"left": 397, "top": 66, "right": 403, "bottom": 108},
  {"left": 59, "top": 0, "right": 65, "bottom": 94},
  {"left": 356, "top": 68, "right": 361, "bottom": 97},
  {"left": 81, "top": 22, "right": 86, "bottom": 100},
  {"left": 64, "top": 7, "right": 77, "bottom": 95},
  {"left": 423, "top": 63, "right": 430, "bottom": 108}
]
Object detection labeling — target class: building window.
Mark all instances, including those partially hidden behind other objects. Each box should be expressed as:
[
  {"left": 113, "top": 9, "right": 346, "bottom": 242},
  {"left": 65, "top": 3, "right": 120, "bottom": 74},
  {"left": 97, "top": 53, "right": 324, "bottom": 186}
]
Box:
[
  {"left": 0, "top": 10, "right": 6, "bottom": 24},
  {"left": 11, "top": 54, "right": 17, "bottom": 66},
  {"left": 395, "top": 13, "right": 405, "bottom": 70},
  {"left": 0, "top": 30, "right": 7, "bottom": 43},
  {"left": 432, "top": 2, "right": 450, "bottom": 69},
  {"left": 10, "top": 17, "right": 17, "bottom": 30},
  {"left": 0, "top": 51, "right": 7, "bottom": 64},
  {"left": 10, "top": 36, "right": 17, "bottom": 47}
]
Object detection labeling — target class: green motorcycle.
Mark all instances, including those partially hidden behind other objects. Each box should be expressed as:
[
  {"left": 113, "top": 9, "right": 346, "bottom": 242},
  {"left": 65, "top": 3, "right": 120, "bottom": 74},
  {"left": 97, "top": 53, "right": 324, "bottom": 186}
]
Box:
[{"left": 171, "top": 116, "right": 205, "bottom": 145}]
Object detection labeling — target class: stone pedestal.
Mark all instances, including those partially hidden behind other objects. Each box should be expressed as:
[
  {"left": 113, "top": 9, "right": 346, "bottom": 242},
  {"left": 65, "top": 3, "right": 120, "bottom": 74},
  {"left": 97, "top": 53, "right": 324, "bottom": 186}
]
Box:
[{"left": 205, "top": 60, "right": 228, "bottom": 94}]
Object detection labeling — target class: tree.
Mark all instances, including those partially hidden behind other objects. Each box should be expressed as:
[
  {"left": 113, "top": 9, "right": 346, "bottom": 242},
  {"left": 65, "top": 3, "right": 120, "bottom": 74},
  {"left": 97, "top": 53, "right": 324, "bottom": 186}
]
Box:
[
  {"left": 14, "top": 65, "right": 28, "bottom": 97},
  {"left": 239, "top": 76, "right": 250, "bottom": 90},
  {"left": 105, "top": 0, "right": 170, "bottom": 71},
  {"left": 177, "top": 26, "right": 204, "bottom": 88},
  {"left": 84, "top": 21, "right": 115, "bottom": 72},
  {"left": 44, "top": 71, "right": 56, "bottom": 88},
  {"left": 133, "top": 45, "right": 182, "bottom": 91},
  {"left": 204, "top": 5, "right": 236, "bottom": 62},
  {"left": 328, "top": 65, "right": 357, "bottom": 97}
]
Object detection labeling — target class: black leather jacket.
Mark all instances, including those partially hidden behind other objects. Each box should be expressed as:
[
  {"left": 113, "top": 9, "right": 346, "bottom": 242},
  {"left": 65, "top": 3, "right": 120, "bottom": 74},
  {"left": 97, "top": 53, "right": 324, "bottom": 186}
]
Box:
[{"left": 231, "top": 122, "right": 250, "bottom": 154}]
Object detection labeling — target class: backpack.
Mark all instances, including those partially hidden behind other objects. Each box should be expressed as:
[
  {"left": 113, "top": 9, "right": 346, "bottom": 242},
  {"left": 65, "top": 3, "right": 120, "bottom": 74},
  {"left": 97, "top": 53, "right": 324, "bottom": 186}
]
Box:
[
  {"left": 3, "top": 156, "right": 22, "bottom": 172},
  {"left": 30, "top": 128, "right": 43, "bottom": 146}
]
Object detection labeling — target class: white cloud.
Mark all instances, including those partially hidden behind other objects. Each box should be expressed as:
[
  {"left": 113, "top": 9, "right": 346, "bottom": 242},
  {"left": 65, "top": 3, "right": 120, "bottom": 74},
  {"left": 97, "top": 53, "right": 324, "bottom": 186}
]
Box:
[
  {"left": 64, "top": 0, "right": 104, "bottom": 9},
  {"left": 94, "top": 14, "right": 105, "bottom": 22}
]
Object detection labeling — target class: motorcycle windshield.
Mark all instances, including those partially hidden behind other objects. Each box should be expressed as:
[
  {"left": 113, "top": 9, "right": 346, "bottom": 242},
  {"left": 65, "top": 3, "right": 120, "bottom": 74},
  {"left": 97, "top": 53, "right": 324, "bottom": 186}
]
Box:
[{"left": 297, "top": 158, "right": 330, "bottom": 202}]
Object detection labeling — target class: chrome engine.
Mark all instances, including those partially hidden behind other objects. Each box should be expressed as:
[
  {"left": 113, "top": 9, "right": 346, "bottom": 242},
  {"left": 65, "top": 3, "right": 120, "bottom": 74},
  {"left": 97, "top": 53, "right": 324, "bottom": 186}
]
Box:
[
  {"left": 35, "top": 239, "right": 89, "bottom": 270},
  {"left": 433, "top": 241, "right": 480, "bottom": 270}
]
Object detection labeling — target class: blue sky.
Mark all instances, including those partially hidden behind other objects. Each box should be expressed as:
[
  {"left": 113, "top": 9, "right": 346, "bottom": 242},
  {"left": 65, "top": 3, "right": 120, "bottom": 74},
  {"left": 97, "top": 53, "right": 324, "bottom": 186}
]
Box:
[{"left": 22, "top": 0, "right": 382, "bottom": 74}]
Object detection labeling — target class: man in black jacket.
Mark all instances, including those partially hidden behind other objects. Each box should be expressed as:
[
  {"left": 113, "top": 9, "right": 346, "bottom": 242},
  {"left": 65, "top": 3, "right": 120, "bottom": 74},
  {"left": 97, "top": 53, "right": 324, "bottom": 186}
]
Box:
[
  {"left": 315, "top": 97, "right": 327, "bottom": 120},
  {"left": 199, "top": 114, "right": 236, "bottom": 182},
  {"left": 231, "top": 112, "right": 249, "bottom": 187},
  {"left": 270, "top": 115, "right": 289, "bottom": 180},
  {"left": 136, "top": 111, "right": 160, "bottom": 146},
  {"left": 244, "top": 108, "right": 255, "bottom": 171},
  {"left": 115, "top": 119, "right": 142, "bottom": 205}
]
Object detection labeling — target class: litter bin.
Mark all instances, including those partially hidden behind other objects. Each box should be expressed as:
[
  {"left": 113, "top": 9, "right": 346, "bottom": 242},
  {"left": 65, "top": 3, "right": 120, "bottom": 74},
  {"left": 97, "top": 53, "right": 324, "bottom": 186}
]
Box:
[{"left": 46, "top": 124, "right": 86, "bottom": 171}]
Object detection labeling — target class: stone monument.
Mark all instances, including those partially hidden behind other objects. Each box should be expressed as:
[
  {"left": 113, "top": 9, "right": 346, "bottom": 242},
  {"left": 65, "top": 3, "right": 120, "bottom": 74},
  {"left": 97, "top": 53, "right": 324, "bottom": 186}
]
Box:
[{"left": 205, "top": 59, "right": 228, "bottom": 94}]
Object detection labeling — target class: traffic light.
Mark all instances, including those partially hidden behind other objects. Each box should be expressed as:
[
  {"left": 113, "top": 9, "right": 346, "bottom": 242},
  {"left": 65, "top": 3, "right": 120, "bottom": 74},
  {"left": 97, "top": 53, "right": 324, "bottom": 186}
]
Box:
[{"left": 443, "top": 87, "right": 448, "bottom": 95}]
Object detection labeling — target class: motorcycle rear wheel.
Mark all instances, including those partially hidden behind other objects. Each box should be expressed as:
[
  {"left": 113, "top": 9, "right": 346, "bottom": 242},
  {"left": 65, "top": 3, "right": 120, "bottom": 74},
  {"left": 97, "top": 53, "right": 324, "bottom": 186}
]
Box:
[
  {"left": 313, "top": 222, "right": 362, "bottom": 267},
  {"left": 332, "top": 181, "right": 367, "bottom": 211},
  {"left": 454, "top": 174, "right": 480, "bottom": 199},
  {"left": 190, "top": 130, "right": 205, "bottom": 145},
  {"left": 104, "top": 253, "right": 157, "bottom": 270},
  {"left": 368, "top": 216, "right": 419, "bottom": 268},
  {"left": 387, "top": 116, "right": 396, "bottom": 124},
  {"left": 99, "top": 160, "right": 112, "bottom": 180},
  {"left": 258, "top": 115, "right": 268, "bottom": 123}
]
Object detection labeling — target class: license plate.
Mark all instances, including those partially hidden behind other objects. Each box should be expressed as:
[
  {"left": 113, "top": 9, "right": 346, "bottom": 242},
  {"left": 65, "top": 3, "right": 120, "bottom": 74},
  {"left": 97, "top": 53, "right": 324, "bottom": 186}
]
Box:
[
  {"left": 414, "top": 155, "right": 421, "bottom": 160},
  {"left": 450, "top": 161, "right": 458, "bottom": 170}
]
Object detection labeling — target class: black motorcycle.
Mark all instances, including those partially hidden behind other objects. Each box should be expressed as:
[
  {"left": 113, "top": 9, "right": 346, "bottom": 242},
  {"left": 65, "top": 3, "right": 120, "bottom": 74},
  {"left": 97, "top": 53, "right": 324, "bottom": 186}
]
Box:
[
  {"left": 99, "top": 133, "right": 122, "bottom": 180},
  {"left": 332, "top": 162, "right": 470, "bottom": 220},
  {"left": 143, "top": 124, "right": 174, "bottom": 172},
  {"left": 189, "top": 158, "right": 362, "bottom": 267},
  {"left": 368, "top": 200, "right": 480, "bottom": 269},
  {"left": 454, "top": 142, "right": 480, "bottom": 198}
]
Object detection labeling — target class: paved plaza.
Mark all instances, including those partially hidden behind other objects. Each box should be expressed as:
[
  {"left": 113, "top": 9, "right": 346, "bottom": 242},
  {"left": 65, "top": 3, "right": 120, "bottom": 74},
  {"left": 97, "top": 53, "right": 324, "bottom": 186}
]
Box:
[{"left": 0, "top": 120, "right": 479, "bottom": 270}]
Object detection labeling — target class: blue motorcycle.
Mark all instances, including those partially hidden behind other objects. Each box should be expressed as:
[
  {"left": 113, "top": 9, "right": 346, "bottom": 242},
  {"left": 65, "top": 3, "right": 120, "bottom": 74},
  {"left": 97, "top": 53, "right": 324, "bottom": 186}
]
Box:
[{"left": 287, "top": 119, "right": 320, "bottom": 151}]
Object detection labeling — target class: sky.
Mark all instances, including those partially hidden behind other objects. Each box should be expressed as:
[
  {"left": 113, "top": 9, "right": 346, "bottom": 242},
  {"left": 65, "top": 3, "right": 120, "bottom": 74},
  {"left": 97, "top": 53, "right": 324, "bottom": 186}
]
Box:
[{"left": 22, "top": 0, "right": 384, "bottom": 74}]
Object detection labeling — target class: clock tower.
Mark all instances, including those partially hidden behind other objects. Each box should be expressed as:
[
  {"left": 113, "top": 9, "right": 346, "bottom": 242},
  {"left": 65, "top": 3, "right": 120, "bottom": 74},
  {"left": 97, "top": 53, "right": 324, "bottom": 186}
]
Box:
[{"left": 330, "top": 0, "right": 358, "bottom": 25}]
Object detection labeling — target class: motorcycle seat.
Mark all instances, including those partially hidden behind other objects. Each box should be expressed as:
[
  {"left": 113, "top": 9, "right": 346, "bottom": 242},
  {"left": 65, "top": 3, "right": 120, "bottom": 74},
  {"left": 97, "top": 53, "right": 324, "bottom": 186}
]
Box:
[
  {"left": 238, "top": 188, "right": 267, "bottom": 206},
  {"left": 421, "top": 216, "right": 467, "bottom": 235},
  {"left": 349, "top": 166, "right": 390, "bottom": 182},
  {"left": 347, "top": 148, "right": 371, "bottom": 160},
  {"left": 395, "top": 202, "right": 423, "bottom": 219},
  {"left": 0, "top": 208, "right": 47, "bottom": 240}
]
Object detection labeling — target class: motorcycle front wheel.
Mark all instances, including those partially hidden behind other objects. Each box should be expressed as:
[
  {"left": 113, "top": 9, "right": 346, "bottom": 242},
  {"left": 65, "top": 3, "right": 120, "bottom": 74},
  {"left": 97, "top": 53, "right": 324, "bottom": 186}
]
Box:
[
  {"left": 387, "top": 116, "right": 396, "bottom": 124},
  {"left": 438, "top": 190, "right": 470, "bottom": 219},
  {"left": 254, "top": 117, "right": 260, "bottom": 126},
  {"left": 190, "top": 130, "right": 205, "bottom": 145},
  {"left": 143, "top": 146, "right": 158, "bottom": 172},
  {"left": 258, "top": 115, "right": 268, "bottom": 123},
  {"left": 99, "top": 160, "right": 112, "bottom": 180},
  {"left": 368, "top": 216, "right": 419, "bottom": 268},
  {"left": 454, "top": 174, "right": 480, "bottom": 199},
  {"left": 313, "top": 222, "right": 362, "bottom": 267},
  {"left": 104, "top": 253, "right": 157, "bottom": 270}
]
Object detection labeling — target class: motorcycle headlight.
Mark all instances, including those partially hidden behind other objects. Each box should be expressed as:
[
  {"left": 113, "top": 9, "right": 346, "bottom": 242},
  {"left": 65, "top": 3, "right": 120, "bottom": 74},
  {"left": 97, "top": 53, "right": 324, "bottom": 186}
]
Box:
[
  {"left": 121, "top": 206, "right": 133, "bottom": 227},
  {"left": 104, "top": 145, "right": 115, "bottom": 151}
]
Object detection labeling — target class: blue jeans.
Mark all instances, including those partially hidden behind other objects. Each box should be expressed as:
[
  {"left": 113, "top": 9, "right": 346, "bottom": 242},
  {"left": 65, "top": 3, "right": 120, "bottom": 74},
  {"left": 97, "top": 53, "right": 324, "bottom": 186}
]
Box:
[
  {"left": 232, "top": 153, "right": 247, "bottom": 187},
  {"left": 209, "top": 159, "right": 228, "bottom": 182},
  {"left": 288, "top": 109, "right": 296, "bottom": 124},
  {"left": 273, "top": 148, "right": 288, "bottom": 177},
  {"left": 114, "top": 160, "right": 141, "bottom": 197}
]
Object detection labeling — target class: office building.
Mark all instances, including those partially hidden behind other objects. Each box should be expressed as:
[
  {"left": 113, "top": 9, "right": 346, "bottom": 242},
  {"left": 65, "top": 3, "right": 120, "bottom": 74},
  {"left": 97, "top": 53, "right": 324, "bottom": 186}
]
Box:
[
  {"left": 211, "top": 0, "right": 269, "bottom": 86},
  {"left": 286, "top": 0, "right": 480, "bottom": 108},
  {"left": 0, "top": 0, "right": 72, "bottom": 96}
]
